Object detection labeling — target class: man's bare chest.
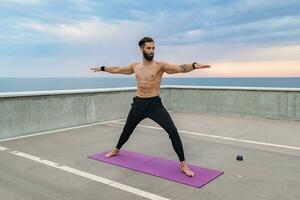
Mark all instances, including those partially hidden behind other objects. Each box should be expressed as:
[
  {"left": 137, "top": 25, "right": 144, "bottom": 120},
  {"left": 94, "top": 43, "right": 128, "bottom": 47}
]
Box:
[{"left": 134, "top": 65, "right": 162, "bottom": 81}]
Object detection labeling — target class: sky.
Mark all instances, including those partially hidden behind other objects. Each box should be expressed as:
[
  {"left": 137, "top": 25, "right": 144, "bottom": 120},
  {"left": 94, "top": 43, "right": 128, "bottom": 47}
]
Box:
[{"left": 0, "top": 0, "right": 300, "bottom": 78}]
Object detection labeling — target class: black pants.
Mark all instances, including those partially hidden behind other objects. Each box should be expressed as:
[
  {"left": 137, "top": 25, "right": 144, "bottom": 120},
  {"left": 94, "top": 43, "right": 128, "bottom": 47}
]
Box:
[{"left": 116, "top": 96, "right": 185, "bottom": 161}]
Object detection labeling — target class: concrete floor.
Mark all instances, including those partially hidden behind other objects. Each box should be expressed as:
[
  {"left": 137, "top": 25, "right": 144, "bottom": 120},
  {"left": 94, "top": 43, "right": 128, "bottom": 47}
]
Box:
[{"left": 0, "top": 111, "right": 299, "bottom": 200}]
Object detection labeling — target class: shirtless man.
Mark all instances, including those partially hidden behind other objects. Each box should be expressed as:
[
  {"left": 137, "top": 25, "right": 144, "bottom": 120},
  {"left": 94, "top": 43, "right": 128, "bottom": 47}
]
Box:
[{"left": 90, "top": 37, "right": 210, "bottom": 177}]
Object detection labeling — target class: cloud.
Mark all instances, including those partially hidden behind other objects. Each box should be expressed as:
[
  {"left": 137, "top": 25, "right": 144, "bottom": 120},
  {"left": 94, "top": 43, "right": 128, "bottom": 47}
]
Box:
[
  {"left": 1, "top": 0, "right": 300, "bottom": 77},
  {"left": 18, "top": 17, "right": 148, "bottom": 45},
  {"left": 3, "top": 0, "right": 300, "bottom": 46},
  {"left": 159, "top": 11, "right": 300, "bottom": 45},
  {"left": 164, "top": 60, "right": 300, "bottom": 78}
]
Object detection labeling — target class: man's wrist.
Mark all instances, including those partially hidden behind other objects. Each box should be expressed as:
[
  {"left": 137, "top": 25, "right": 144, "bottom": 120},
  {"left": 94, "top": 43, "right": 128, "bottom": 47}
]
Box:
[
  {"left": 100, "top": 66, "right": 106, "bottom": 71},
  {"left": 192, "top": 62, "right": 198, "bottom": 69}
]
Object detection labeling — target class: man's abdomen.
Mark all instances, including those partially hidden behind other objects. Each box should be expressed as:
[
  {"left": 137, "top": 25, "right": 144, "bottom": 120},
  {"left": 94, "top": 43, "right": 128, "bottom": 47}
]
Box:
[{"left": 136, "top": 80, "right": 161, "bottom": 98}]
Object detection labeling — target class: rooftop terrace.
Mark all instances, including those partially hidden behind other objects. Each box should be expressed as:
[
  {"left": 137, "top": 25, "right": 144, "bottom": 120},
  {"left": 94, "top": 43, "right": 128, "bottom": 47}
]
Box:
[{"left": 0, "top": 86, "right": 299, "bottom": 200}]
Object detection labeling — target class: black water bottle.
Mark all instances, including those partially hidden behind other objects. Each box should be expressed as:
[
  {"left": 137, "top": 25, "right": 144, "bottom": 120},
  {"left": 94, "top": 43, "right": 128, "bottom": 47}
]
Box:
[{"left": 236, "top": 154, "right": 244, "bottom": 178}]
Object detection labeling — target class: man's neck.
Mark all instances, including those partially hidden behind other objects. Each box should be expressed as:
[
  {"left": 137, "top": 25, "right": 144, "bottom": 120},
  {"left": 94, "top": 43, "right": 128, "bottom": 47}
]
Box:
[{"left": 142, "top": 59, "right": 155, "bottom": 65}]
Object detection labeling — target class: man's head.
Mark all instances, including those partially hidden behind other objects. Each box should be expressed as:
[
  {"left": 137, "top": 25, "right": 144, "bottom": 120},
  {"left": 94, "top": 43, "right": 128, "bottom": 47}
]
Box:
[{"left": 138, "top": 37, "right": 155, "bottom": 61}]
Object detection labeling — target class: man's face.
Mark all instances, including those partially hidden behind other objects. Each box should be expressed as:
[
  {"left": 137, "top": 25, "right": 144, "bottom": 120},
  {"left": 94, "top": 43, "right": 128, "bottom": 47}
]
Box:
[{"left": 142, "top": 42, "right": 155, "bottom": 61}]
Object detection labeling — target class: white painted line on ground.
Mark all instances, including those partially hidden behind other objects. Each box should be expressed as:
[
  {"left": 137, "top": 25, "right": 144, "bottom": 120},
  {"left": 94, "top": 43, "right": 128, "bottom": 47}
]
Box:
[
  {"left": 112, "top": 121, "right": 300, "bottom": 151},
  {"left": 0, "top": 145, "right": 169, "bottom": 200},
  {"left": 0, "top": 118, "right": 126, "bottom": 142},
  {"left": 0, "top": 146, "right": 9, "bottom": 151},
  {"left": 109, "top": 182, "right": 169, "bottom": 200}
]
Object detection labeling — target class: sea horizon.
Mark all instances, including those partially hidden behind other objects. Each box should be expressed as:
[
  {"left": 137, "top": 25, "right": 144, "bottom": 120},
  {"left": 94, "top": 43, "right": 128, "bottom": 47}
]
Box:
[{"left": 1, "top": 77, "right": 300, "bottom": 93}]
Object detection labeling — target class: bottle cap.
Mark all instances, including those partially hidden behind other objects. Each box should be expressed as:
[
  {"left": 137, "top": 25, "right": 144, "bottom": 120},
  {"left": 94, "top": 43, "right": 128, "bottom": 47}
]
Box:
[{"left": 236, "top": 155, "right": 244, "bottom": 161}]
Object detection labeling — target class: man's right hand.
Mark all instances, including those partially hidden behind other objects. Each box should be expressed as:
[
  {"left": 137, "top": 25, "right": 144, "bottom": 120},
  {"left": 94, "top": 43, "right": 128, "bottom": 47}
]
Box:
[
  {"left": 90, "top": 67, "right": 101, "bottom": 72},
  {"left": 194, "top": 64, "right": 211, "bottom": 69}
]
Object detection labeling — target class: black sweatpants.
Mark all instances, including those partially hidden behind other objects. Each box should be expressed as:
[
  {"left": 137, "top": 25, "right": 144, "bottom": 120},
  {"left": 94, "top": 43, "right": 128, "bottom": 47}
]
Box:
[{"left": 116, "top": 96, "right": 185, "bottom": 161}]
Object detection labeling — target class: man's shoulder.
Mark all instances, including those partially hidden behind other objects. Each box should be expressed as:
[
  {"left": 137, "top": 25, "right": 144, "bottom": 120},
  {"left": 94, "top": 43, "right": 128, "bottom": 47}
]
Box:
[
  {"left": 129, "top": 62, "right": 140, "bottom": 68},
  {"left": 156, "top": 61, "right": 169, "bottom": 66},
  {"left": 156, "top": 61, "right": 169, "bottom": 67}
]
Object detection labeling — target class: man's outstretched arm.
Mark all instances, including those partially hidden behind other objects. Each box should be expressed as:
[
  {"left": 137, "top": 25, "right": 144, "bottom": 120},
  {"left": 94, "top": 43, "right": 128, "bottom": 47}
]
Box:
[
  {"left": 162, "top": 62, "right": 210, "bottom": 74},
  {"left": 90, "top": 63, "right": 135, "bottom": 75}
]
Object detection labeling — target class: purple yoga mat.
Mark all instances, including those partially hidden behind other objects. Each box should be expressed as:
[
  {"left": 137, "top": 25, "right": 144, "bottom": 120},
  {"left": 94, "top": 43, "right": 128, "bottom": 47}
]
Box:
[{"left": 88, "top": 150, "right": 224, "bottom": 188}]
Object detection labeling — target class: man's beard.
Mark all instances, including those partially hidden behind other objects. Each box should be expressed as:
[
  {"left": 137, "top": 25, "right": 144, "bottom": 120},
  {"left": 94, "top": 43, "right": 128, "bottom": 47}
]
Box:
[{"left": 143, "top": 51, "right": 154, "bottom": 61}]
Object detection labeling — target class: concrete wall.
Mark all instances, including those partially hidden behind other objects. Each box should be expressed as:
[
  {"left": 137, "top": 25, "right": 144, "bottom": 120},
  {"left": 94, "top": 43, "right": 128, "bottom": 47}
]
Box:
[
  {"left": 1, "top": 86, "right": 299, "bottom": 140},
  {"left": 0, "top": 88, "right": 170, "bottom": 140},
  {"left": 168, "top": 86, "right": 300, "bottom": 121}
]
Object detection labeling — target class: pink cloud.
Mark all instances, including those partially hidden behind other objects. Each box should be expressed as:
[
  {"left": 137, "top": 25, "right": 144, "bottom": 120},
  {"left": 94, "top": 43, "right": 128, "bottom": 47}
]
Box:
[{"left": 164, "top": 61, "right": 300, "bottom": 77}]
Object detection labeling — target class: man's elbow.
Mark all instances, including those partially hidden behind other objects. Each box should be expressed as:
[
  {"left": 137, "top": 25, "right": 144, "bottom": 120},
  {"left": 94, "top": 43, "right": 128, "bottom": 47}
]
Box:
[
  {"left": 165, "top": 69, "right": 180, "bottom": 74},
  {"left": 120, "top": 69, "right": 134, "bottom": 75},
  {"left": 124, "top": 71, "right": 134, "bottom": 75}
]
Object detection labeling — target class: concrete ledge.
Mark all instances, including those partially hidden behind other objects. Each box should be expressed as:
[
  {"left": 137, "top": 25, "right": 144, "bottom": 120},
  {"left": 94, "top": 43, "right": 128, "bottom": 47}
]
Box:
[
  {"left": 0, "top": 87, "right": 138, "bottom": 98},
  {"left": 1, "top": 85, "right": 299, "bottom": 140},
  {"left": 1, "top": 85, "right": 300, "bottom": 98},
  {"left": 165, "top": 85, "right": 300, "bottom": 92},
  {"left": 0, "top": 87, "right": 170, "bottom": 140},
  {"left": 169, "top": 86, "right": 300, "bottom": 121}
]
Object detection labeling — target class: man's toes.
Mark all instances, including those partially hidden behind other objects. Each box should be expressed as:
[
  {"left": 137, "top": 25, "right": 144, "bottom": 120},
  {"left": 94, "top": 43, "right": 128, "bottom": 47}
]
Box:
[
  {"left": 105, "top": 151, "right": 119, "bottom": 158},
  {"left": 181, "top": 168, "right": 195, "bottom": 177}
]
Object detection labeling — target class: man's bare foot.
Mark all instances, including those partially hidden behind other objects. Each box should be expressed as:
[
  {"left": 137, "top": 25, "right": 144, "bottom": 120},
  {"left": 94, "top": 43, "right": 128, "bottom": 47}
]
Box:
[
  {"left": 180, "top": 161, "right": 195, "bottom": 177},
  {"left": 105, "top": 148, "right": 120, "bottom": 158}
]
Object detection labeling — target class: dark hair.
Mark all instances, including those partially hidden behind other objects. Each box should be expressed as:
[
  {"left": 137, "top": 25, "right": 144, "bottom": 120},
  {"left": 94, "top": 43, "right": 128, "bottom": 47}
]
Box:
[{"left": 138, "top": 37, "right": 154, "bottom": 48}]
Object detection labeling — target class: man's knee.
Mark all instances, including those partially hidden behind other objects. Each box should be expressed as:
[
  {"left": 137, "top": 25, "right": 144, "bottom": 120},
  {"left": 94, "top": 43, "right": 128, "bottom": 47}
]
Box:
[{"left": 166, "top": 126, "right": 180, "bottom": 138}]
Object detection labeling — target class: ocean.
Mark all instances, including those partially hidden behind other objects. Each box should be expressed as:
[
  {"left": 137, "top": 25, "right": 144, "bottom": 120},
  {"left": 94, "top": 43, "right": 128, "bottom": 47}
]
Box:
[{"left": 0, "top": 77, "right": 299, "bottom": 93}]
